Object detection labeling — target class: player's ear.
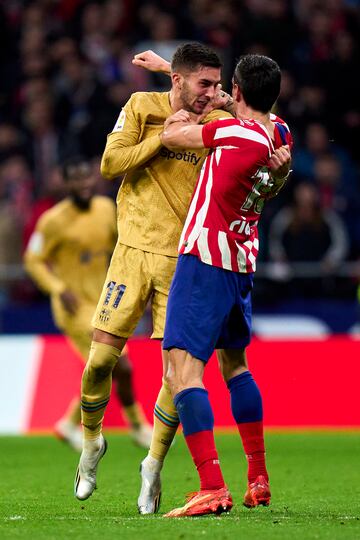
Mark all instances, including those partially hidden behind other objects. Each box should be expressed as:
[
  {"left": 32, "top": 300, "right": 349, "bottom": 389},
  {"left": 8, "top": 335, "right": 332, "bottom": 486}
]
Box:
[
  {"left": 232, "top": 83, "right": 242, "bottom": 103},
  {"left": 172, "top": 72, "right": 183, "bottom": 90}
]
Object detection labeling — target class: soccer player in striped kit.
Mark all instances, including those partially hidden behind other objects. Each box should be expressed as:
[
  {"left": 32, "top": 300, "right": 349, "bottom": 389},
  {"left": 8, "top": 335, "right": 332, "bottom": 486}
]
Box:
[{"left": 160, "top": 54, "right": 292, "bottom": 517}]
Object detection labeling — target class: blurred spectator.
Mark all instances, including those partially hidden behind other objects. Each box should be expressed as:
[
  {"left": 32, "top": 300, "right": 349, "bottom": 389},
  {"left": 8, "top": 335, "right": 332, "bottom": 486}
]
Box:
[
  {"left": 292, "top": 123, "right": 357, "bottom": 187},
  {"left": 23, "top": 165, "right": 65, "bottom": 250},
  {"left": 268, "top": 182, "right": 349, "bottom": 296},
  {"left": 22, "top": 95, "right": 70, "bottom": 191},
  {"left": 135, "top": 9, "right": 184, "bottom": 90},
  {"left": 0, "top": 124, "right": 28, "bottom": 162},
  {"left": 313, "top": 153, "right": 360, "bottom": 257},
  {"left": 0, "top": 156, "right": 33, "bottom": 303}
]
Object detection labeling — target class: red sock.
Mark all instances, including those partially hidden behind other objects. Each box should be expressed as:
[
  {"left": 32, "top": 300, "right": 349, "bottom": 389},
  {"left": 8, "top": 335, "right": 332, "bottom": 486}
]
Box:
[
  {"left": 185, "top": 430, "right": 225, "bottom": 491},
  {"left": 237, "top": 421, "right": 268, "bottom": 483}
]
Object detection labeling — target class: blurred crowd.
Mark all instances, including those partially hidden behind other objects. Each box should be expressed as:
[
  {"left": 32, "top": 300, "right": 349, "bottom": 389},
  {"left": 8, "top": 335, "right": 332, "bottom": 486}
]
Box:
[{"left": 0, "top": 0, "right": 359, "bottom": 309}]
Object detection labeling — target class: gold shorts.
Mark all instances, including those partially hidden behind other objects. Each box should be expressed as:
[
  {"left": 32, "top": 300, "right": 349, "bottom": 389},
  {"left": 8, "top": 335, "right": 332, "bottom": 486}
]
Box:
[{"left": 92, "top": 243, "right": 177, "bottom": 339}]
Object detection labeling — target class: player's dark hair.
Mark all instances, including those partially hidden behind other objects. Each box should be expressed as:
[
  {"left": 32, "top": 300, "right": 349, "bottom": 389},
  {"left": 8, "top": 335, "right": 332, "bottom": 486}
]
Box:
[
  {"left": 62, "top": 155, "right": 89, "bottom": 181},
  {"left": 171, "top": 42, "right": 222, "bottom": 73},
  {"left": 233, "top": 55, "right": 281, "bottom": 113}
]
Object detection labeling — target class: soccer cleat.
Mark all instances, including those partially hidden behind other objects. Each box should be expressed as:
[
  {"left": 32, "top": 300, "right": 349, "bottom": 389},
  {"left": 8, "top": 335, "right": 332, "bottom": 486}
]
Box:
[
  {"left": 137, "top": 460, "right": 162, "bottom": 514},
  {"left": 74, "top": 435, "right": 107, "bottom": 500},
  {"left": 131, "top": 424, "right": 153, "bottom": 449},
  {"left": 54, "top": 419, "right": 83, "bottom": 452},
  {"left": 243, "top": 475, "right": 271, "bottom": 508},
  {"left": 164, "top": 486, "right": 233, "bottom": 517}
]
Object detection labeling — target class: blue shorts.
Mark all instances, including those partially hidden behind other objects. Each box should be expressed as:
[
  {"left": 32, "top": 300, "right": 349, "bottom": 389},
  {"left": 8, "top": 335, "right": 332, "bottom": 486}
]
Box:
[{"left": 163, "top": 254, "right": 253, "bottom": 362}]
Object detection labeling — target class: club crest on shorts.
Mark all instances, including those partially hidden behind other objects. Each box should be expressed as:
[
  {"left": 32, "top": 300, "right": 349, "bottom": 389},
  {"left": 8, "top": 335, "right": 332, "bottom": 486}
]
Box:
[{"left": 99, "top": 308, "right": 111, "bottom": 323}]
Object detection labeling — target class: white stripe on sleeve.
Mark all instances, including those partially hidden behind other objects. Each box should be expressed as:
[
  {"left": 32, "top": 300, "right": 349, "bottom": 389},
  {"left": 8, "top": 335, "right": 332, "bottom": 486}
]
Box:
[{"left": 214, "top": 124, "right": 271, "bottom": 152}]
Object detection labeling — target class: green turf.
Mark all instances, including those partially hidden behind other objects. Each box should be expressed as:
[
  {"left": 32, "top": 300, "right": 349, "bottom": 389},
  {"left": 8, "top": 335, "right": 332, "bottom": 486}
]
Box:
[{"left": 0, "top": 432, "right": 359, "bottom": 539}]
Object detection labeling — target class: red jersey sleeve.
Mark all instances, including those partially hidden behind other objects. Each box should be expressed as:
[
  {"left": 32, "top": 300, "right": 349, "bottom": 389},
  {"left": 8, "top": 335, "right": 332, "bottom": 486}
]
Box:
[
  {"left": 202, "top": 118, "right": 237, "bottom": 148},
  {"left": 271, "top": 114, "right": 293, "bottom": 151},
  {"left": 202, "top": 119, "right": 219, "bottom": 148}
]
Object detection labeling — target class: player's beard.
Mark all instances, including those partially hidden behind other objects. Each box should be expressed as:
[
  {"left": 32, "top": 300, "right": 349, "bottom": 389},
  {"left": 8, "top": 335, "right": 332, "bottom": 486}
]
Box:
[
  {"left": 71, "top": 193, "right": 92, "bottom": 210},
  {"left": 180, "top": 82, "right": 210, "bottom": 115}
]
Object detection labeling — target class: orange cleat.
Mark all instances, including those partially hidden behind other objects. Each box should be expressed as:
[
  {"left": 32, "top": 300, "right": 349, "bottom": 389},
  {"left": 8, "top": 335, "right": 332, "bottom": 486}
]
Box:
[
  {"left": 164, "top": 486, "right": 233, "bottom": 517},
  {"left": 243, "top": 475, "right": 271, "bottom": 508}
]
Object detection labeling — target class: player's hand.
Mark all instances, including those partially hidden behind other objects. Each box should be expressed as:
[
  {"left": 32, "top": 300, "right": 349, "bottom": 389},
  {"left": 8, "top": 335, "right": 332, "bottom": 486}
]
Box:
[
  {"left": 163, "top": 109, "right": 191, "bottom": 130},
  {"left": 201, "top": 84, "right": 234, "bottom": 118},
  {"left": 213, "top": 84, "right": 233, "bottom": 110},
  {"left": 269, "top": 145, "right": 291, "bottom": 180},
  {"left": 132, "top": 50, "right": 171, "bottom": 74},
  {"left": 266, "top": 145, "right": 292, "bottom": 198},
  {"left": 161, "top": 110, "right": 194, "bottom": 146},
  {"left": 60, "top": 289, "right": 79, "bottom": 315}
]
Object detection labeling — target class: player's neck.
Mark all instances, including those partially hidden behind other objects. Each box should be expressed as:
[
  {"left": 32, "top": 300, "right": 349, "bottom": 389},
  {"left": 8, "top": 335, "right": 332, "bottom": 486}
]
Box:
[
  {"left": 169, "top": 89, "right": 181, "bottom": 112},
  {"left": 236, "top": 104, "right": 273, "bottom": 137}
]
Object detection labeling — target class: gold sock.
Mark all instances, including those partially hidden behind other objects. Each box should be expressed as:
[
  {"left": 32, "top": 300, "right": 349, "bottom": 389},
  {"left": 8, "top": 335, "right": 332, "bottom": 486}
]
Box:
[
  {"left": 123, "top": 402, "right": 147, "bottom": 429},
  {"left": 149, "top": 380, "right": 179, "bottom": 462},
  {"left": 64, "top": 397, "right": 81, "bottom": 425},
  {"left": 81, "top": 341, "right": 121, "bottom": 440}
]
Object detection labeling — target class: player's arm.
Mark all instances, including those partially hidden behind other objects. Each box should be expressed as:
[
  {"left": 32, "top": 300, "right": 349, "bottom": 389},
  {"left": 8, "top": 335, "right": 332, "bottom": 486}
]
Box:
[
  {"left": 24, "top": 218, "right": 66, "bottom": 296},
  {"left": 132, "top": 50, "right": 171, "bottom": 75},
  {"left": 24, "top": 219, "right": 79, "bottom": 314},
  {"left": 101, "top": 95, "right": 163, "bottom": 180},
  {"left": 160, "top": 110, "right": 205, "bottom": 149},
  {"left": 267, "top": 145, "right": 292, "bottom": 198}
]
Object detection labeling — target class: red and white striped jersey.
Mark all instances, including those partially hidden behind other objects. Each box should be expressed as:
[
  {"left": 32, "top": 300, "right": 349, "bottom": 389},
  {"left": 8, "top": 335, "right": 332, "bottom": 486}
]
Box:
[{"left": 179, "top": 114, "right": 292, "bottom": 273}]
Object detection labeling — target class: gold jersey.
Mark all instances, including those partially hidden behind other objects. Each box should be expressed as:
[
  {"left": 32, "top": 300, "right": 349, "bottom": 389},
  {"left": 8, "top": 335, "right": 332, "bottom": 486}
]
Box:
[
  {"left": 24, "top": 196, "right": 117, "bottom": 306},
  {"left": 101, "top": 92, "right": 231, "bottom": 257}
]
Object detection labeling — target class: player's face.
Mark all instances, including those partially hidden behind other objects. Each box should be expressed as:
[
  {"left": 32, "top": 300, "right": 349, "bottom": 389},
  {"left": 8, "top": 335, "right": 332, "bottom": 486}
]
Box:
[
  {"left": 67, "top": 163, "right": 96, "bottom": 208},
  {"left": 179, "top": 66, "right": 221, "bottom": 114}
]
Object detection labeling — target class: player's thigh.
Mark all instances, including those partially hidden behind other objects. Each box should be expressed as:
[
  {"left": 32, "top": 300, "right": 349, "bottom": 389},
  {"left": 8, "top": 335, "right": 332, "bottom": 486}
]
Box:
[
  {"left": 151, "top": 253, "right": 177, "bottom": 339},
  {"left": 216, "top": 272, "right": 254, "bottom": 351},
  {"left": 93, "top": 244, "right": 153, "bottom": 338},
  {"left": 163, "top": 254, "right": 234, "bottom": 362}
]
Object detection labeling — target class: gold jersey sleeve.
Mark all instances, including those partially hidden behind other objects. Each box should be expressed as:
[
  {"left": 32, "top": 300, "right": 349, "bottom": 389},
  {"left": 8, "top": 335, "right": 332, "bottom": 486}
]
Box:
[
  {"left": 24, "top": 196, "right": 117, "bottom": 304},
  {"left": 101, "top": 92, "right": 232, "bottom": 257}
]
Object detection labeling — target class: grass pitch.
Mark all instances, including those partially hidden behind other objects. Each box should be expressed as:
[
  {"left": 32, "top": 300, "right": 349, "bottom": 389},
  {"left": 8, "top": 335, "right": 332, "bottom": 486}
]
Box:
[{"left": 0, "top": 431, "right": 359, "bottom": 539}]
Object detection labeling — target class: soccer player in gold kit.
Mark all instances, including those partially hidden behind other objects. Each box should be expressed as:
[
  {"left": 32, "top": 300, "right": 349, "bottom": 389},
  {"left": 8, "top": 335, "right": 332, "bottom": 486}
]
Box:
[
  {"left": 74, "top": 43, "right": 237, "bottom": 502},
  {"left": 24, "top": 157, "right": 152, "bottom": 451}
]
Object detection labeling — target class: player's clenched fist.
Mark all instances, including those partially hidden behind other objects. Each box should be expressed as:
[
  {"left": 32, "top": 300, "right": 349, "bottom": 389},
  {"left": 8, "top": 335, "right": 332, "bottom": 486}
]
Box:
[
  {"left": 132, "top": 50, "right": 171, "bottom": 74},
  {"left": 267, "top": 145, "right": 292, "bottom": 198},
  {"left": 268, "top": 145, "right": 291, "bottom": 179},
  {"left": 163, "top": 109, "right": 191, "bottom": 129}
]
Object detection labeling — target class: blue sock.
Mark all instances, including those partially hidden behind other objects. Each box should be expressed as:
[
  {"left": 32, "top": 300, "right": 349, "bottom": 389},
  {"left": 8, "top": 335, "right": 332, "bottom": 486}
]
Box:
[
  {"left": 227, "top": 371, "right": 263, "bottom": 424},
  {"left": 174, "top": 387, "right": 214, "bottom": 436}
]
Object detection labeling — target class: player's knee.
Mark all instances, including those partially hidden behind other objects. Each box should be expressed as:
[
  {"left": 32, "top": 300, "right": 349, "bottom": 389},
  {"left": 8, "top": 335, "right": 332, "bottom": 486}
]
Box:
[
  {"left": 86, "top": 341, "right": 121, "bottom": 381},
  {"left": 164, "top": 368, "right": 176, "bottom": 396},
  {"left": 165, "top": 364, "right": 200, "bottom": 396}
]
